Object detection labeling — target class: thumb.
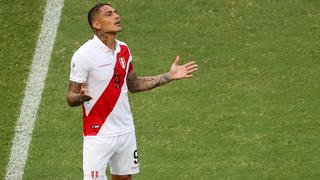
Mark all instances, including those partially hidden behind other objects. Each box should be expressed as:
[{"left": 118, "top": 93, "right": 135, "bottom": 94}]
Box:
[
  {"left": 81, "top": 81, "right": 87, "bottom": 93},
  {"left": 174, "top": 55, "right": 180, "bottom": 65}
]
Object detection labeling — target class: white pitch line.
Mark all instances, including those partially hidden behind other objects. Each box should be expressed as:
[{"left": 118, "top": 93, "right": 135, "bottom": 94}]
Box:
[{"left": 5, "top": 0, "right": 64, "bottom": 179}]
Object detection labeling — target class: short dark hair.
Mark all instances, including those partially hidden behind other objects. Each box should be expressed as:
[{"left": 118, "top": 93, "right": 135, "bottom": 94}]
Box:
[{"left": 88, "top": 3, "right": 112, "bottom": 29}]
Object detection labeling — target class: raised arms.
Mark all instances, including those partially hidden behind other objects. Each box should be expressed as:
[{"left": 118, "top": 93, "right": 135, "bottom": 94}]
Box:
[
  {"left": 66, "top": 81, "right": 92, "bottom": 107},
  {"left": 127, "top": 56, "right": 198, "bottom": 93},
  {"left": 66, "top": 56, "right": 198, "bottom": 106}
]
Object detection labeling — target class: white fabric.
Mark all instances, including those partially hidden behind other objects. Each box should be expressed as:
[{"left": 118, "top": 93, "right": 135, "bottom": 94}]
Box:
[
  {"left": 83, "top": 132, "right": 140, "bottom": 180},
  {"left": 70, "top": 35, "right": 134, "bottom": 137}
]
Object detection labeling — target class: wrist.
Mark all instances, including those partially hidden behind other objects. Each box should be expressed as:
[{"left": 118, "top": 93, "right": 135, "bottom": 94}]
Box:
[{"left": 165, "top": 72, "right": 173, "bottom": 81}]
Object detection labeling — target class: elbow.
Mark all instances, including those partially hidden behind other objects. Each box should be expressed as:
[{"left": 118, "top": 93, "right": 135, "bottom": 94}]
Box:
[
  {"left": 66, "top": 97, "right": 73, "bottom": 107},
  {"left": 128, "top": 87, "right": 139, "bottom": 93},
  {"left": 66, "top": 94, "right": 76, "bottom": 107},
  {"left": 127, "top": 79, "right": 140, "bottom": 93},
  {"left": 128, "top": 89, "right": 137, "bottom": 93},
  {"left": 127, "top": 85, "right": 135, "bottom": 93},
  {"left": 66, "top": 101, "right": 74, "bottom": 107}
]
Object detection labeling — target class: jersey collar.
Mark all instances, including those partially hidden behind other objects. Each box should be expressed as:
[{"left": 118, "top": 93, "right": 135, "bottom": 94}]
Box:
[{"left": 92, "top": 35, "right": 120, "bottom": 53}]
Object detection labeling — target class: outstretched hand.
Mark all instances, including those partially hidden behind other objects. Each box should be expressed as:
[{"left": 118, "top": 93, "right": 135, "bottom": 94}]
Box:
[
  {"left": 80, "top": 82, "right": 92, "bottom": 102},
  {"left": 168, "top": 56, "right": 198, "bottom": 80}
]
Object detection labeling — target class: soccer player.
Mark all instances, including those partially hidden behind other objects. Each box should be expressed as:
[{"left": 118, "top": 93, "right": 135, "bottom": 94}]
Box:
[{"left": 66, "top": 3, "right": 198, "bottom": 180}]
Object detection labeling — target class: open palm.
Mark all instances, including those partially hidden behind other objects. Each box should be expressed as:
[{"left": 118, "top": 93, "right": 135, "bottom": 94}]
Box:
[{"left": 169, "top": 56, "right": 198, "bottom": 80}]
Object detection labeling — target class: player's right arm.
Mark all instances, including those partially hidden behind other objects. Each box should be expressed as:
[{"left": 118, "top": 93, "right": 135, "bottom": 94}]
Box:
[
  {"left": 66, "top": 81, "right": 92, "bottom": 107},
  {"left": 67, "top": 51, "right": 92, "bottom": 107}
]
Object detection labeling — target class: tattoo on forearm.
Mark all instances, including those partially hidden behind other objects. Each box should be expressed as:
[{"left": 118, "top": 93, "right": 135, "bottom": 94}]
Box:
[
  {"left": 66, "top": 81, "right": 84, "bottom": 107},
  {"left": 127, "top": 73, "right": 171, "bottom": 93}
]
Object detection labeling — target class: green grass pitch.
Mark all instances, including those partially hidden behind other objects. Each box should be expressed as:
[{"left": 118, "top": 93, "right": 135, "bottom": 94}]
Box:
[{"left": 1, "top": 0, "right": 320, "bottom": 179}]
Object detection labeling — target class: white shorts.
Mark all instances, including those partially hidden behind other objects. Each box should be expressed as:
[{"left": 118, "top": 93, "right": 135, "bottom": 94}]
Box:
[{"left": 83, "top": 131, "right": 139, "bottom": 180}]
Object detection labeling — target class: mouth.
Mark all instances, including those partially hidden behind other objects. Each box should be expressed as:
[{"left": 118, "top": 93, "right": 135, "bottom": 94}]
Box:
[{"left": 115, "top": 21, "right": 121, "bottom": 26}]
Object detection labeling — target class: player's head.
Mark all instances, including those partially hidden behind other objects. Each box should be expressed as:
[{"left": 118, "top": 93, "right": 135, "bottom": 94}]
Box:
[{"left": 88, "top": 3, "right": 121, "bottom": 33}]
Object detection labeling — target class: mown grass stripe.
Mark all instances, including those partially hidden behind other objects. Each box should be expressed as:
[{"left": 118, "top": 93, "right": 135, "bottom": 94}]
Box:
[{"left": 5, "top": 0, "right": 64, "bottom": 179}]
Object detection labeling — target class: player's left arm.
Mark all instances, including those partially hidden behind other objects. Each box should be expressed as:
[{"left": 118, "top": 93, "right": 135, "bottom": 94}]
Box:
[{"left": 127, "top": 56, "right": 198, "bottom": 93}]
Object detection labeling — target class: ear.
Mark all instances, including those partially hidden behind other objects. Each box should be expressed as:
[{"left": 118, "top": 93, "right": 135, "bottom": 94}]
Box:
[{"left": 92, "top": 20, "right": 101, "bottom": 30}]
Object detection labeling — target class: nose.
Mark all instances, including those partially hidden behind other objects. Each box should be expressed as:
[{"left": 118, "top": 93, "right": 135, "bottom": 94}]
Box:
[{"left": 114, "top": 12, "right": 120, "bottom": 19}]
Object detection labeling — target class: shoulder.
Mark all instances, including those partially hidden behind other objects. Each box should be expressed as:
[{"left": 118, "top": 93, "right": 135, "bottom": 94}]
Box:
[
  {"left": 116, "top": 39, "right": 130, "bottom": 49},
  {"left": 75, "top": 39, "right": 95, "bottom": 56},
  {"left": 72, "top": 49, "right": 86, "bottom": 64},
  {"left": 117, "top": 39, "right": 132, "bottom": 55},
  {"left": 71, "top": 39, "right": 95, "bottom": 64}
]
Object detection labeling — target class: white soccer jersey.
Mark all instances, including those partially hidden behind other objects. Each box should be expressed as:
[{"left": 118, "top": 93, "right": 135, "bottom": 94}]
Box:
[{"left": 70, "top": 35, "right": 135, "bottom": 137}]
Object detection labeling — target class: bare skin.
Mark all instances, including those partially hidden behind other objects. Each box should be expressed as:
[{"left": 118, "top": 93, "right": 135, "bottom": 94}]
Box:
[
  {"left": 66, "top": 81, "right": 92, "bottom": 107},
  {"left": 127, "top": 56, "right": 198, "bottom": 93},
  {"left": 66, "top": 4, "right": 198, "bottom": 180}
]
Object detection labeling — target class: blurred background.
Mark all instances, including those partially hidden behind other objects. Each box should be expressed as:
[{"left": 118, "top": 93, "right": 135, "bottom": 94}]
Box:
[{"left": 0, "top": 0, "right": 319, "bottom": 179}]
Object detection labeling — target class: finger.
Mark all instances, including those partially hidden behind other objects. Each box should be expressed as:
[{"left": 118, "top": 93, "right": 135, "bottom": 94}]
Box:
[
  {"left": 184, "top": 61, "right": 196, "bottom": 67},
  {"left": 185, "top": 74, "right": 193, "bottom": 78},
  {"left": 186, "top": 64, "right": 198, "bottom": 70},
  {"left": 174, "top": 56, "right": 180, "bottom": 65},
  {"left": 80, "top": 87, "right": 84, "bottom": 94},
  {"left": 81, "top": 81, "right": 88, "bottom": 94},
  {"left": 187, "top": 68, "right": 198, "bottom": 75},
  {"left": 83, "top": 95, "right": 93, "bottom": 101}
]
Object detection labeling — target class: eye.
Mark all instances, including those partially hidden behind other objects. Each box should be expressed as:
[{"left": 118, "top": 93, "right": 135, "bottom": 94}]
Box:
[{"left": 105, "top": 11, "right": 112, "bottom": 16}]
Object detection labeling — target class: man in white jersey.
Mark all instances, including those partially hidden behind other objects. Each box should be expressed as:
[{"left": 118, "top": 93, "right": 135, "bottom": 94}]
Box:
[{"left": 66, "top": 3, "right": 198, "bottom": 180}]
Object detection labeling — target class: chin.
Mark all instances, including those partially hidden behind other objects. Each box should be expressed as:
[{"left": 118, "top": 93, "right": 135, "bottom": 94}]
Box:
[
  {"left": 110, "top": 28, "right": 122, "bottom": 34},
  {"left": 116, "top": 27, "right": 122, "bottom": 32}
]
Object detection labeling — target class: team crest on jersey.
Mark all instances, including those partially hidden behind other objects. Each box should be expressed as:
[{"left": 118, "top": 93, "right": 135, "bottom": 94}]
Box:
[
  {"left": 119, "top": 57, "right": 126, "bottom": 69},
  {"left": 91, "top": 170, "right": 99, "bottom": 179}
]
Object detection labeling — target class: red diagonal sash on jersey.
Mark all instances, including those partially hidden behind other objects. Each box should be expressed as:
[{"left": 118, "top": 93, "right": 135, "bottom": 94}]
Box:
[{"left": 82, "top": 45, "right": 130, "bottom": 136}]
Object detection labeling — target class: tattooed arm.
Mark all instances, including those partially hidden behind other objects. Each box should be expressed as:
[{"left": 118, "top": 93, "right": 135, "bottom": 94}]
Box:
[
  {"left": 66, "top": 81, "right": 92, "bottom": 107},
  {"left": 127, "top": 56, "right": 198, "bottom": 93},
  {"left": 127, "top": 72, "right": 172, "bottom": 93}
]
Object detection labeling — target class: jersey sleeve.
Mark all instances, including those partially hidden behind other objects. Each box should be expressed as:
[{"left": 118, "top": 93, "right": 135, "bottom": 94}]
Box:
[
  {"left": 128, "top": 62, "right": 134, "bottom": 73},
  {"left": 128, "top": 46, "right": 134, "bottom": 73},
  {"left": 69, "top": 52, "right": 88, "bottom": 83}
]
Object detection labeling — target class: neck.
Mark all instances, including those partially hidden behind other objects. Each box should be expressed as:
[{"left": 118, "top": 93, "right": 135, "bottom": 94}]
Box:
[{"left": 94, "top": 30, "right": 117, "bottom": 51}]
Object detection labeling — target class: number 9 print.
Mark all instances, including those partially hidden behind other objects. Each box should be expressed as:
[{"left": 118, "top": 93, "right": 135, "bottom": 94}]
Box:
[{"left": 133, "top": 149, "right": 139, "bottom": 164}]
